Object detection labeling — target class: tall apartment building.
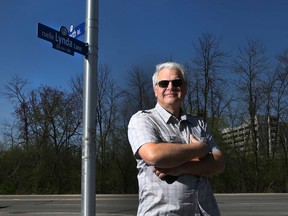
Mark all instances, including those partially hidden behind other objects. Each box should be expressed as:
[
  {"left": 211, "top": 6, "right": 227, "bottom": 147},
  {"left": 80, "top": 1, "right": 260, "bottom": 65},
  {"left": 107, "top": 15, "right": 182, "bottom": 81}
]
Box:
[{"left": 221, "top": 115, "right": 286, "bottom": 155}]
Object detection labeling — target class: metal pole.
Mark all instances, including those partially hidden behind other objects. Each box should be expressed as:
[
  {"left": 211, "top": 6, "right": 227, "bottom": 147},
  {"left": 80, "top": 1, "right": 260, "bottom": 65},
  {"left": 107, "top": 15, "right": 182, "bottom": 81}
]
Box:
[{"left": 81, "top": 0, "right": 98, "bottom": 215}]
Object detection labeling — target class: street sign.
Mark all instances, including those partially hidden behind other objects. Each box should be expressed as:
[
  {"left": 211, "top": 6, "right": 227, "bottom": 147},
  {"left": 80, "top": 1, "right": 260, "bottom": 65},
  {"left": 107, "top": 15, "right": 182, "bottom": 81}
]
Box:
[
  {"left": 37, "top": 23, "right": 88, "bottom": 57},
  {"left": 69, "top": 22, "right": 85, "bottom": 39}
]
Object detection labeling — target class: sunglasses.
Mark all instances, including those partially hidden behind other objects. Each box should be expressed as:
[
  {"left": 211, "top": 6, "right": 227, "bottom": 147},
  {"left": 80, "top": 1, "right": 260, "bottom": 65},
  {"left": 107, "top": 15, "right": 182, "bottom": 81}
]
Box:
[{"left": 156, "top": 79, "right": 184, "bottom": 88}]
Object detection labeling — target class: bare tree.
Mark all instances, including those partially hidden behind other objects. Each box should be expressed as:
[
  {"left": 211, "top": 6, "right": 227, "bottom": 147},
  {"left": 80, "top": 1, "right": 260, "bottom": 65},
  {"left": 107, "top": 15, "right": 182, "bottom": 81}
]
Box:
[
  {"left": 189, "top": 32, "right": 228, "bottom": 123},
  {"left": 272, "top": 50, "right": 288, "bottom": 181},
  {"left": 273, "top": 50, "right": 288, "bottom": 122},
  {"left": 123, "top": 65, "right": 154, "bottom": 114},
  {"left": 232, "top": 39, "right": 269, "bottom": 191},
  {"left": 4, "top": 75, "right": 30, "bottom": 149}
]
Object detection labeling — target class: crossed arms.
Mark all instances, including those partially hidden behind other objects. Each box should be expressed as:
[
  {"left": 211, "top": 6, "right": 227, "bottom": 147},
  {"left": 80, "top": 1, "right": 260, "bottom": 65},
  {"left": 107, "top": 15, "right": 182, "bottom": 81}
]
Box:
[{"left": 138, "top": 135, "right": 225, "bottom": 179}]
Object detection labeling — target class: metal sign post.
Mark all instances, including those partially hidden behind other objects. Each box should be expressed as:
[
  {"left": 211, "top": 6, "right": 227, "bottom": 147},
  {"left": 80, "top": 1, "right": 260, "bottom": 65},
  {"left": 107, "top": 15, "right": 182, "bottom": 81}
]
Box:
[
  {"left": 81, "top": 0, "right": 98, "bottom": 216},
  {"left": 37, "top": 0, "right": 98, "bottom": 214}
]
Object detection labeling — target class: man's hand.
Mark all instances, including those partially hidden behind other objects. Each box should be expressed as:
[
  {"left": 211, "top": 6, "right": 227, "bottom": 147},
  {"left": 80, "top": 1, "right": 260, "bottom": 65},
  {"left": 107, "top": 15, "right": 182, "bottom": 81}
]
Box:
[
  {"left": 189, "top": 134, "right": 210, "bottom": 159},
  {"left": 153, "top": 167, "right": 180, "bottom": 179},
  {"left": 153, "top": 167, "right": 179, "bottom": 184}
]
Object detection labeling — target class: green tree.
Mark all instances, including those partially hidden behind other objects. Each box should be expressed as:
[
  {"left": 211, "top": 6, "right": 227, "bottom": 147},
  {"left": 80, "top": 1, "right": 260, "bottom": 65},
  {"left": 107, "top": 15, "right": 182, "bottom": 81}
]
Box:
[{"left": 2, "top": 77, "right": 82, "bottom": 194}]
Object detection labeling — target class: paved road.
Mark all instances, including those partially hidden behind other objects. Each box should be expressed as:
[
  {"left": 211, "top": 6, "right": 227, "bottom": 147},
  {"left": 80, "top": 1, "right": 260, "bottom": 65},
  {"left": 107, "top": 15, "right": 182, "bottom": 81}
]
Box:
[{"left": 0, "top": 193, "right": 288, "bottom": 215}]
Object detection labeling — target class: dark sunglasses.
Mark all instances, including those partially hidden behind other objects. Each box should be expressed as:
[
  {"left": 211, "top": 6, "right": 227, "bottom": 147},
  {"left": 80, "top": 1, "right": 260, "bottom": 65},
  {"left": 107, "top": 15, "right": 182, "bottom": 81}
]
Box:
[{"left": 156, "top": 79, "right": 184, "bottom": 88}]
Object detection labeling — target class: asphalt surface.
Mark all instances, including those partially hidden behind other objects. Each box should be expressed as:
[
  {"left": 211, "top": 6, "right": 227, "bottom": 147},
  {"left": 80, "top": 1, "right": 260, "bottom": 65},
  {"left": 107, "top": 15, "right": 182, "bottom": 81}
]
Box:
[{"left": 0, "top": 193, "right": 288, "bottom": 215}]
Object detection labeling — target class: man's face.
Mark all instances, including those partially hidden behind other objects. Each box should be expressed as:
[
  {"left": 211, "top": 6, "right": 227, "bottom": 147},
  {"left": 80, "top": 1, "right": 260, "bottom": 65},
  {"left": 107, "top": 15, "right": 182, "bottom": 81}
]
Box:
[{"left": 154, "top": 67, "right": 186, "bottom": 111}]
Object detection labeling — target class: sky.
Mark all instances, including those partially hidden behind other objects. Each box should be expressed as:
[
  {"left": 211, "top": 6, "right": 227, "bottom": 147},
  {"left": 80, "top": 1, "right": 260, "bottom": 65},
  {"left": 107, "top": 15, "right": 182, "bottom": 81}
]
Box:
[{"left": 1, "top": 0, "right": 288, "bottom": 124}]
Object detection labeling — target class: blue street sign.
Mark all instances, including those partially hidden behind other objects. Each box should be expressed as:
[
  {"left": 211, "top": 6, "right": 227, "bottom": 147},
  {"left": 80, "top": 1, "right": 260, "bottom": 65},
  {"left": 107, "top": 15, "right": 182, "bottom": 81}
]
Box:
[
  {"left": 69, "top": 22, "right": 85, "bottom": 39},
  {"left": 37, "top": 23, "right": 88, "bottom": 57}
]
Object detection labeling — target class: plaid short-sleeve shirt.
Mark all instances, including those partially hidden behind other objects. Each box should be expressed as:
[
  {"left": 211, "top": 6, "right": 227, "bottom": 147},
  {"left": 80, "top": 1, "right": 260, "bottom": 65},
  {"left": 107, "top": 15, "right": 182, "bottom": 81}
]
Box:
[{"left": 128, "top": 103, "right": 221, "bottom": 216}]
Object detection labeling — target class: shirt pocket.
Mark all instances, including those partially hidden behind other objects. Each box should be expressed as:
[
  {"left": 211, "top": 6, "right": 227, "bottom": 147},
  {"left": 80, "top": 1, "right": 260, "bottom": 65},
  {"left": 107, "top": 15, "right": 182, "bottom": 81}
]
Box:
[{"left": 159, "top": 132, "right": 184, "bottom": 144}]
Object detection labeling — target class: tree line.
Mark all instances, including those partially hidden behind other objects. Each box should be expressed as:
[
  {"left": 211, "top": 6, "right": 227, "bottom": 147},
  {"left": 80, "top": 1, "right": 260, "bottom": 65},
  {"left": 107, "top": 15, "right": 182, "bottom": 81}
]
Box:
[{"left": 0, "top": 32, "right": 288, "bottom": 194}]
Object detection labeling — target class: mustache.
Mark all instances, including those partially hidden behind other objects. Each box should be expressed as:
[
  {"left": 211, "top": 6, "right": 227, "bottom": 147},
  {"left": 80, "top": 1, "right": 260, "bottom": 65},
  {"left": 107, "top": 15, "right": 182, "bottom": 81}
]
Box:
[{"left": 165, "top": 90, "right": 179, "bottom": 94}]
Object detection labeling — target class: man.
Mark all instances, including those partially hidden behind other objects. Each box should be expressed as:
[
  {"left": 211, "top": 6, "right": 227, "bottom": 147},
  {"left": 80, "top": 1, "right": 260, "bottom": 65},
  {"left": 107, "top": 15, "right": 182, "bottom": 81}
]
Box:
[{"left": 128, "top": 62, "right": 225, "bottom": 216}]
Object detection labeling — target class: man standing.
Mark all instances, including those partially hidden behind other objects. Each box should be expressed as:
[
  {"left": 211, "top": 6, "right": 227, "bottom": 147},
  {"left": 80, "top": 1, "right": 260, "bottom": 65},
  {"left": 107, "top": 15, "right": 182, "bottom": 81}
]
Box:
[{"left": 128, "top": 62, "right": 225, "bottom": 215}]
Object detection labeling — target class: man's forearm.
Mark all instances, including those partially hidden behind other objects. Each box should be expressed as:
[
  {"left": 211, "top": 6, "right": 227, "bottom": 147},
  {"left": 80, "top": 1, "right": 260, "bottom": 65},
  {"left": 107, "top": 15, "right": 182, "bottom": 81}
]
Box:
[
  {"left": 154, "top": 150, "right": 225, "bottom": 179},
  {"left": 138, "top": 141, "right": 209, "bottom": 168},
  {"left": 180, "top": 150, "right": 225, "bottom": 177}
]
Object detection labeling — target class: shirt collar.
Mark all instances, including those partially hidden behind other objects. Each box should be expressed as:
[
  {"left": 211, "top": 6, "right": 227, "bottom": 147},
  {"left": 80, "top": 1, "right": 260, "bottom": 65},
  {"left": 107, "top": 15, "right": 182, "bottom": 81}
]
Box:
[{"left": 155, "top": 103, "right": 188, "bottom": 123}]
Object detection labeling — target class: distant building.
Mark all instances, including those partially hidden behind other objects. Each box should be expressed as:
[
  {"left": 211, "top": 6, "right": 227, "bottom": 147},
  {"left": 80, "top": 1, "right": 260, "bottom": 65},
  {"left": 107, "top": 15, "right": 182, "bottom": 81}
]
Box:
[{"left": 222, "top": 115, "right": 288, "bottom": 156}]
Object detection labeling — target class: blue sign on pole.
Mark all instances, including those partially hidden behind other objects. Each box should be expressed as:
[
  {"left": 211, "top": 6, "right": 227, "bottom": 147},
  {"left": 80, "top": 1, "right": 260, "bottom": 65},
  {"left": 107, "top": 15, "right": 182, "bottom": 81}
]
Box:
[
  {"left": 37, "top": 23, "right": 88, "bottom": 57},
  {"left": 69, "top": 22, "right": 85, "bottom": 39}
]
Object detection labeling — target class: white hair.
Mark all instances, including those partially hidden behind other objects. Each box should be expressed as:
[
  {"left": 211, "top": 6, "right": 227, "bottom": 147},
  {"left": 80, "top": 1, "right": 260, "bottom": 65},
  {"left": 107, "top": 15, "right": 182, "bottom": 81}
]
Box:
[{"left": 152, "top": 62, "right": 187, "bottom": 86}]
